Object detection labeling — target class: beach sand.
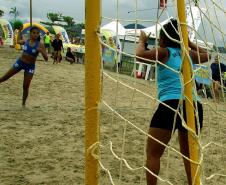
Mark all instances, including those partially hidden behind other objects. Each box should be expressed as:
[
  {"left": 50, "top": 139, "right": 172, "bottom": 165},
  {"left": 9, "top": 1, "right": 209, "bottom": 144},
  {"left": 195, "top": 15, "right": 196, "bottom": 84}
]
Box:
[{"left": 0, "top": 46, "right": 225, "bottom": 185}]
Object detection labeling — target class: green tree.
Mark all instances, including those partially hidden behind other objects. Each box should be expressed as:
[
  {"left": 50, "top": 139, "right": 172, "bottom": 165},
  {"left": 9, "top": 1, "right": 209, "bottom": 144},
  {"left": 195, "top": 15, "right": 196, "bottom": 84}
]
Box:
[
  {"left": 0, "top": 9, "right": 4, "bottom": 17},
  {"left": 63, "top": 16, "right": 75, "bottom": 27},
  {"left": 65, "top": 23, "right": 85, "bottom": 38},
  {"left": 9, "top": 7, "right": 19, "bottom": 20},
  {"left": 47, "top": 12, "right": 62, "bottom": 23}
]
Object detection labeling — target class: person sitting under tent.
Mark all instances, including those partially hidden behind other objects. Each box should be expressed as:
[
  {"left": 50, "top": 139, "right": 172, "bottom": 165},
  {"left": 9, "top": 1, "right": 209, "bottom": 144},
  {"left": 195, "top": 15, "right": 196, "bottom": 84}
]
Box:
[
  {"left": 210, "top": 55, "right": 226, "bottom": 102},
  {"left": 65, "top": 47, "right": 76, "bottom": 64}
]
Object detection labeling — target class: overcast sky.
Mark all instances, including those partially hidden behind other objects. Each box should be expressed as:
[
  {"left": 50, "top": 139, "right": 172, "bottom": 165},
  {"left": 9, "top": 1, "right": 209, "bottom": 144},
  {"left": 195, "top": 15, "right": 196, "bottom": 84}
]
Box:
[
  {"left": 0, "top": 0, "right": 85, "bottom": 23},
  {"left": 0, "top": 0, "right": 225, "bottom": 46},
  {"left": 0, "top": 0, "right": 161, "bottom": 23}
]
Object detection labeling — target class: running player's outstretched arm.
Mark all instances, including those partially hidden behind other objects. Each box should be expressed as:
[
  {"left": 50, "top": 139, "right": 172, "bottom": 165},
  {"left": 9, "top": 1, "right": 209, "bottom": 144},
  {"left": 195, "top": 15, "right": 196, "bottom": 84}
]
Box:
[{"left": 38, "top": 43, "right": 48, "bottom": 61}]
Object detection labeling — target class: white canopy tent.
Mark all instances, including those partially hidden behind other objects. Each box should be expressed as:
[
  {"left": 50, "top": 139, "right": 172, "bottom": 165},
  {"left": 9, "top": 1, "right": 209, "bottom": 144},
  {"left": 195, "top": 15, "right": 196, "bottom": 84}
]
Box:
[
  {"left": 125, "top": 17, "right": 173, "bottom": 38},
  {"left": 97, "top": 8, "right": 214, "bottom": 50},
  {"left": 101, "top": 19, "right": 173, "bottom": 39},
  {"left": 101, "top": 21, "right": 126, "bottom": 36}
]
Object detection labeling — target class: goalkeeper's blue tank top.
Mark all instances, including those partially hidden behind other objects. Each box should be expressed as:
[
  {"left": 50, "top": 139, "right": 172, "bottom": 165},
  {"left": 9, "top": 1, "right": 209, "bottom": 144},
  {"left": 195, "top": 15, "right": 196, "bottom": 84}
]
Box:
[{"left": 157, "top": 47, "right": 183, "bottom": 102}]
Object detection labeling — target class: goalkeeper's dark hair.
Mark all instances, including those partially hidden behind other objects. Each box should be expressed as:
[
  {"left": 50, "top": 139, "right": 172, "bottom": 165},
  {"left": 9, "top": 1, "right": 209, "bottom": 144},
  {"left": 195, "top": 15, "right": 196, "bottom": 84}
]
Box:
[{"left": 159, "top": 18, "right": 181, "bottom": 48}]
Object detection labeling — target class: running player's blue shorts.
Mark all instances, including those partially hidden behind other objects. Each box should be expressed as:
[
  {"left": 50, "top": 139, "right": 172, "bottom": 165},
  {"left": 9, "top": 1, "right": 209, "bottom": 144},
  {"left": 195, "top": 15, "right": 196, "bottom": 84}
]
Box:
[{"left": 13, "top": 59, "right": 35, "bottom": 74}]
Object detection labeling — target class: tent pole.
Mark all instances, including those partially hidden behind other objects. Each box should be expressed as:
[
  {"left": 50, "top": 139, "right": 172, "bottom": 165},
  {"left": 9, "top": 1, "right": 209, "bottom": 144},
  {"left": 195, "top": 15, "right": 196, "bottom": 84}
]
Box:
[{"left": 30, "top": 0, "right": 32, "bottom": 26}]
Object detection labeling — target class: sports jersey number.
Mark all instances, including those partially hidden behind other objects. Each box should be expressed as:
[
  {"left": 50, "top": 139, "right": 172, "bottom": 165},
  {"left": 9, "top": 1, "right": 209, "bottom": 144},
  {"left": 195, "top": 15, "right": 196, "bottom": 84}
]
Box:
[{"left": 29, "top": 69, "right": 34, "bottom": 74}]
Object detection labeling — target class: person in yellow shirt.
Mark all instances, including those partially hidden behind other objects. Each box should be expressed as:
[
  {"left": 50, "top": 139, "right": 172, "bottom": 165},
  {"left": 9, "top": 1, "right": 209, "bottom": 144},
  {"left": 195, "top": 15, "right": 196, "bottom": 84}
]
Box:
[{"left": 44, "top": 32, "right": 51, "bottom": 54}]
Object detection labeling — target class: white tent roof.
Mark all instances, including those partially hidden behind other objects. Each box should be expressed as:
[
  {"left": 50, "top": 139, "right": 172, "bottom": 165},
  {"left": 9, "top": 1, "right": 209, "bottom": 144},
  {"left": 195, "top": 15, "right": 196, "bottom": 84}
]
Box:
[
  {"left": 101, "top": 21, "right": 126, "bottom": 36},
  {"left": 125, "top": 17, "right": 173, "bottom": 38},
  {"left": 143, "top": 17, "right": 173, "bottom": 37}
]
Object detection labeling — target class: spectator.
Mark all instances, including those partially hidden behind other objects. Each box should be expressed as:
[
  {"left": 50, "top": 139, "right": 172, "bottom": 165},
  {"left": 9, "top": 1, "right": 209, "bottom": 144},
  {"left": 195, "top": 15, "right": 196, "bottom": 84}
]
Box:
[
  {"left": 66, "top": 47, "right": 76, "bottom": 64},
  {"left": 0, "top": 35, "right": 3, "bottom": 46},
  {"left": 52, "top": 33, "right": 63, "bottom": 64},
  {"left": 210, "top": 55, "right": 226, "bottom": 102},
  {"left": 43, "top": 32, "right": 51, "bottom": 54}
]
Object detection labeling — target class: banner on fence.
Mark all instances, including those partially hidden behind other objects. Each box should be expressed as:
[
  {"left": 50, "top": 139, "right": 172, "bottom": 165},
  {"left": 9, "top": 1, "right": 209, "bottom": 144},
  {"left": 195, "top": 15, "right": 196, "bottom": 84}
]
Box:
[{"left": 194, "top": 64, "right": 212, "bottom": 85}]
